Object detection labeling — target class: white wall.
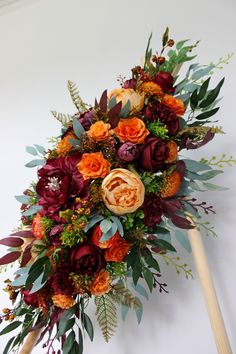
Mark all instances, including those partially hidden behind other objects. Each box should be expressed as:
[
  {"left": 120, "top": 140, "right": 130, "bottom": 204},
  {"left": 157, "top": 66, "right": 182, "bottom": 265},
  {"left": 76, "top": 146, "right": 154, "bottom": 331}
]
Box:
[{"left": 0, "top": 0, "right": 235, "bottom": 353}]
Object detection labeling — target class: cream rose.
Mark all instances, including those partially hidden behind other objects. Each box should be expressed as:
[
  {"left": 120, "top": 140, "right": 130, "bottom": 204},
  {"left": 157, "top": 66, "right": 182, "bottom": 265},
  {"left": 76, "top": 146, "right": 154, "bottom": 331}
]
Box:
[
  {"left": 101, "top": 168, "right": 145, "bottom": 215},
  {"left": 108, "top": 88, "right": 144, "bottom": 113}
]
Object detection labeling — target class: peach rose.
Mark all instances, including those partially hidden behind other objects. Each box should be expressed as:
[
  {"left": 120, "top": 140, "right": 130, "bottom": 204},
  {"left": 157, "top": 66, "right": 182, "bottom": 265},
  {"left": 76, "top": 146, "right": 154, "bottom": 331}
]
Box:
[
  {"left": 77, "top": 152, "right": 111, "bottom": 180},
  {"left": 162, "top": 95, "right": 185, "bottom": 116},
  {"left": 105, "top": 238, "right": 131, "bottom": 262},
  {"left": 88, "top": 121, "right": 111, "bottom": 142},
  {"left": 32, "top": 213, "right": 45, "bottom": 240},
  {"left": 91, "top": 225, "right": 120, "bottom": 249},
  {"left": 108, "top": 88, "right": 144, "bottom": 113},
  {"left": 114, "top": 117, "right": 149, "bottom": 144},
  {"left": 90, "top": 270, "right": 111, "bottom": 296},
  {"left": 101, "top": 168, "right": 145, "bottom": 215}
]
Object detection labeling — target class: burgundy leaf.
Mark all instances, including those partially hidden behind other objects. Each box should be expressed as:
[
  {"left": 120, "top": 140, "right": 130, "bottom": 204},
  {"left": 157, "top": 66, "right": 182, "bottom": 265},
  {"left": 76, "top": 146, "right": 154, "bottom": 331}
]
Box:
[
  {"left": 176, "top": 160, "right": 186, "bottom": 177},
  {"left": 10, "top": 230, "right": 34, "bottom": 238},
  {"left": 163, "top": 198, "right": 183, "bottom": 215},
  {"left": 171, "top": 214, "right": 193, "bottom": 229},
  {"left": 107, "top": 101, "right": 122, "bottom": 128},
  {"left": 21, "top": 244, "right": 32, "bottom": 267},
  {"left": 29, "top": 320, "right": 47, "bottom": 333},
  {"left": 36, "top": 325, "right": 50, "bottom": 345},
  {"left": 180, "top": 130, "right": 215, "bottom": 150},
  {"left": 99, "top": 90, "right": 108, "bottom": 113},
  {"left": 94, "top": 98, "right": 99, "bottom": 109},
  {"left": 0, "top": 251, "right": 21, "bottom": 265},
  {"left": 0, "top": 237, "right": 24, "bottom": 247}
]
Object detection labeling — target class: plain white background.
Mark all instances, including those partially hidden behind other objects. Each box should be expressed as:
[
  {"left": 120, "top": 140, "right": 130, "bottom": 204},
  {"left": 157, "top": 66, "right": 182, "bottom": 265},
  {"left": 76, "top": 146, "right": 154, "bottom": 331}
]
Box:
[{"left": 0, "top": 0, "right": 235, "bottom": 353}]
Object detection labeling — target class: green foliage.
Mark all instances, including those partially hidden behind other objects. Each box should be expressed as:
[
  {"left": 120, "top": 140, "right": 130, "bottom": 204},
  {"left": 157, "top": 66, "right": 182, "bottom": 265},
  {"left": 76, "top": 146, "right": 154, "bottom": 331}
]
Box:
[
  {"left": 110, "top": 281, "right": 141, "bottom": 309},
  {"left": 200, "top": 154, "right": 236, "bottom": 168},
  {"left": 106, "top": 262, "right": 127, "bottom": 277},
  {"left": 95, "top": 294, "right": 118, "bottom": 342},
  {"left": 141, "top": 172, "right": 164, "bottom": 194},
  {"left": 51, "top": 110, "right": 72, "bottom": 127},
  {"left": 161, "top": 254, "right": 193, "bottom": 279},
  {"left": 68, "top": 80, "right": 90, "bottom": 113},
  {"left": 147, "top": 121, "right": 169, "bottom": 139},
  {"left": 61, "top": 228, "right": 84, "bottom": 247}
]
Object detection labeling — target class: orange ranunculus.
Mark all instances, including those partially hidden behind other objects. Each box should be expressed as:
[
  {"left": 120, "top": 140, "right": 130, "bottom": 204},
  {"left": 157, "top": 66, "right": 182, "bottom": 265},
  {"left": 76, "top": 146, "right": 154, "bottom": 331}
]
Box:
[
  {"left": 56, "top": 132, "right": 76, "bottom": 157},
  {"left": 51, "top": 294, "right": 76, "bottom": 309},
  {"left": 140, "top": 81, "right": 163, "bottom": 97},
  {"left": 108, "top": 88, "right": 144, "bottom": 113},
  {"left": 161, "top": 170, "right": 182, "bottom": 198},
  {"left": 114, "top": 117, "right": 149, "bottom": 144},
  {"left": 88, "top": 121, "right": 111, "bottom": 142},
  {"left": 101, "top": 168, "right": 145, "bottom": 215},
  {"left": 90, "top": 270, "right": 111, "bottom": 296},
  {"left": 77, "top": 152, "right": 111, "bottom": 180},
  {"left": 91, "top": 225, "right": 120, "bottom": 249},
  {"left": 165, "top": 141, "right": 178, "bottom": 163},
  {"left": 105, "top": 238, "right": 131, "bottom": 262},
  {"left": 32, "top": 213, "right": 45, "bottom": 239},
  {"left": 162, "top": 95, "right": 185, "bottom": 116}
]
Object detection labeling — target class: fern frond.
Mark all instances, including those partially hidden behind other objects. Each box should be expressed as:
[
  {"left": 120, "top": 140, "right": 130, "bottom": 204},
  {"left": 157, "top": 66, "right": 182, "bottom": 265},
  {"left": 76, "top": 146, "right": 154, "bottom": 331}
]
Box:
[
  {"left": 51, "top": 111, "right": 72, "bottom": 127},
  {"left": 95, "top": 294, "right": 117, "bottom": 342},
  {"left": 177, "top": 125, "right": 225, "bottom": 138},
  {"left": 67, "top": 80, "right": 89, "bottom": 113},
  {"left": 110, "top": 282, "right": 140, "bottom": 309}
]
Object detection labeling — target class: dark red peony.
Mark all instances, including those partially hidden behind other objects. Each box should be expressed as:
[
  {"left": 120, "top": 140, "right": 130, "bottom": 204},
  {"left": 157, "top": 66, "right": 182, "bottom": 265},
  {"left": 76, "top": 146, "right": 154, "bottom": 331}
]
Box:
[
  {"left": 51, "top": 270, "right": 74, "bottom": 295},
  {"left": 143, "top": 194, "right": 164, "bottom": 227},
  {"left": 153, "top": 71, "right": 175, "bottom": 93},
  {"left": 70, "top": 243, "right": 105, "bottom": 276},
  {"left": 36, "top": 154, "right": 89, "bottom": 219},
  {"left": 123, "top": 78, "right": 137, "bottom": 90},
  {"left": 21, "top": 289, "right": 39, "bottom": 308},
  {"left": 144, "top": 102, "right": 180, "bottom": 136},
  {"left": 138, "top": 136, "right": 169, "bottom": 172}
]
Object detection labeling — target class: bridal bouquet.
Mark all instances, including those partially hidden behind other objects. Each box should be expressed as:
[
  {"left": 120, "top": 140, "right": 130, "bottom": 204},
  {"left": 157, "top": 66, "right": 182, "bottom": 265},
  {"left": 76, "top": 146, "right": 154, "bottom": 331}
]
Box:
[{"left": 0, "top": 28, "right": 232, "bottom": 354}]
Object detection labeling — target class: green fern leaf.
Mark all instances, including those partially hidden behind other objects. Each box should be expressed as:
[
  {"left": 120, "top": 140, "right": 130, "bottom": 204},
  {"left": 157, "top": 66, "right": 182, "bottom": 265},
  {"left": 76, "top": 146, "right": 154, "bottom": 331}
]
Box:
[
  {"left": 95, "top": 294, "right": 117, "bottom": 342},
  {"left": 67, "top": 80, "right": 89, "bottom": 113},
  {"left": 110, "top": 281, "right": 140, "bottom": 309},
  {"left": 51, "top": 111, "right": 72, "bottom": 127}
]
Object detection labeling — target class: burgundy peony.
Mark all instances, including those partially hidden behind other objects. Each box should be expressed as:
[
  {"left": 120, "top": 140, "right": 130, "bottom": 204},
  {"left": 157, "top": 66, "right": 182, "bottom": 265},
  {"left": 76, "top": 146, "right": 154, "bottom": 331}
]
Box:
[
  {"left": 21, "top": 289, "right": 39, "bottom": 307},
  {"left": 153, "top": 71, "right": 175, "bottom": 93},
  {"left": 143, "top": 194, "right": 164, "bottom": 227},
  {"left": 123, "top": 78, "right": 137, "bottom": 90},
  {"left": 36, "top": 154, "right": 89, "bottom": 219},
  {"left": 138, "top": 136, "right": 169, "bottom": 172},
  {"left": 70, "top": 243, "right": 105, "bottom": 276},
  {"left": 51, "top": 270, "right": 74, "bottom": 295},
  {"left": 77, "top": 110, "right": 94, "bottom": 130},
  {"left": 117, "top": 142, "right": 140, "bottom": 162},
  {"left": 144, "top": 102, "right": 180, "bottom": 136}
]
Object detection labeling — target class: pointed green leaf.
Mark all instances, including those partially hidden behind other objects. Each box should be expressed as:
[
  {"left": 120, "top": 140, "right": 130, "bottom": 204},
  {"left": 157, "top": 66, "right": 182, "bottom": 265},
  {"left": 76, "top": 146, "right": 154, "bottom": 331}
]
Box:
[
  {"left": 63, "top": 331, "right": 75, "bottom": 354},
  {"left": 82, "top": 313, "right": 94, "bottom": 341},
  {"left": 199, "top": 78, "right": 225, "bottom": 108},
  {"left": 142, "top": 267, "right": 153, "bottom": 292},
  {"left": 0, "top": 321, "right": 22, "bottom": 336},
  {"left": 175, "top": 230, "right": 191, "bottom": 253}
]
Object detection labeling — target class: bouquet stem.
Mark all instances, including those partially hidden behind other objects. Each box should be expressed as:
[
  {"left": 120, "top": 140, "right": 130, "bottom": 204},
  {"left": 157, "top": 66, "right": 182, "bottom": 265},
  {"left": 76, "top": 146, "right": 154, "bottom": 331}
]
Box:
[
  {"left": 188, "top": 226, "right": 232, "bottom": 354},
  {"left": 19, "top": 329, "right": 41, "bottom": 354}
]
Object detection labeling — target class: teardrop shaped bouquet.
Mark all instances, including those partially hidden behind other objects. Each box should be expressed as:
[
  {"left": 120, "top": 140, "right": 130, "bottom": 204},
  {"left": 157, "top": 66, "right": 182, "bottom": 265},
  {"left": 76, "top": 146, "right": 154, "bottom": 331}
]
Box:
[{"left": 0, "top": 29, "right": 233, "bottom": 354}]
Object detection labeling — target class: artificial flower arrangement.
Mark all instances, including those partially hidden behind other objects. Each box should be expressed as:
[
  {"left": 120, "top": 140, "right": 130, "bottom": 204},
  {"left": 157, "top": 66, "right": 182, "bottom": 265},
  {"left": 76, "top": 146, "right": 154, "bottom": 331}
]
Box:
[{"left": 0, "top": 28, "right": 234, "bottom": 354}]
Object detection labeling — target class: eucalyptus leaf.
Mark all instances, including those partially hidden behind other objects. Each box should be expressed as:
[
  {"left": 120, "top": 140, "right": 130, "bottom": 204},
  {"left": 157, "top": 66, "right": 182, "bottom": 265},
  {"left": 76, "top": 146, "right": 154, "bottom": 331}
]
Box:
[
  {"left": 15, "top": 195, "right": 31, "bottom": 204},
  {"left": 183, "top": 159, "right": 212, "bottom": 172},
  {"left": 110, "top": 216, "right": 124, "bottom": 237},
  {"left": 73, "top": 116, "right": 85, "bottom": 138},
  {"left": 100, "top": 219, "right": 112, "bottom": 234},
  {"left": 191, "top": 66, "right": 213, "bottom": 81},
  {"left": 176, "top": 39, "right": 189, "bottom": 50},
  {"left": 22, "top": 205, "right": 42, "bottom": 217},
  {"left": 82, "top": 313, "right": 94, "bottom": 341},
  {"left": 120, "top": 304, "right": 129, "bottom": 321},
  {"left": 108, "top": 96, "right": 117, "bottom": 110},
  {"left": 142, "top": 267, "right": 153, "bottom": 292},
  {"left": 100, "top": 222, "right": 118, "bottom": 241},
  {"left": 195, "top": 107, "right": 220, "bottom": 120},
  {"left": 0, "top": 321, "right": 22, "bottom": 336},
  {"left": 84, "top": 215, "right": 104, "bottom": 232},
  {"left": 3, "top": 336, "right": 15, "bottom": 354},
  {"left": 199, "top": 78, "right": 225, "bottom": 108},
  {"left": 187, "top": 169, "right": 223, "bottom": 181},
  {"left": 25, "top": 159, "right": 45, "bottom": 168},
  {"left": 120, "top": 100, "right": 131, "bottom": 117},
  {"left": 29, "top": 272, "right": 47, "bottom": 294},
  {"left": 63, "top": 331, "right": 75, "bottom": 354},
  {"left": 26, "top": 146, "right": 38, "bottom": 156},
  {"left": 56, "top": 318, "right": 75, "bottom": 339},
  {"left": 135, "top": 297, "right": 143, "bottom": 324},
  {"left": 175, "top": 230, "right": 191, "bottom": 253},
  {"left": 202, "top": 181, "right": 228, "bottom": 191},
  {"left": 34, "top": 144, "right": 46, "bottom": 154},
  {"left": 131, "top": 282, "right": 149, "bottom": 300}
]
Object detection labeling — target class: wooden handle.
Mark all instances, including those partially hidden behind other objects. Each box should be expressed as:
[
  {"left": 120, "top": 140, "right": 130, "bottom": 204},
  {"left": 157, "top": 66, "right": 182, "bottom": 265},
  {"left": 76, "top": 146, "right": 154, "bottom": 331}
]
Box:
[
  {"left": 19, "top": 329, "right": 41, "bottom": 354},
  {"left": 188, "top": 226, "right": 232, "bottom": 354}
]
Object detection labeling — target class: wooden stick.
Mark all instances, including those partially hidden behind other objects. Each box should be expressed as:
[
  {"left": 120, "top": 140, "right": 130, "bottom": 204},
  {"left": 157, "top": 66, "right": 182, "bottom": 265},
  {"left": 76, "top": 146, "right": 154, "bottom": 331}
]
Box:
[
  {"left": 19, "top": 329, "right": 41, "bottom": 354},
  {"left": 188, "top": 225, "right": 232, "bottom": 354}
]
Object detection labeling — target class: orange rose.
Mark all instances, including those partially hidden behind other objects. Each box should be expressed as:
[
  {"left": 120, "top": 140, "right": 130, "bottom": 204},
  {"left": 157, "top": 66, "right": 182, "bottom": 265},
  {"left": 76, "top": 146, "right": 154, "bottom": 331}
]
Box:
[
  {"left": 101, "top": 168, "right": 145, "bottom": 215},
  {"left": 92, "top": 225, "right": 120, "bottom": 249},
  {"left": 88, "top": 121, "right": 111, "bottom": 142},
  {"left": 77, "top": 152, "right": 111, "bottom": 180},
  {"left": 105, "top": 238, "right": 131, "bottom": 262},
  {"left": 162, "top": 95, "right": 185, "bottom": 116},
  {"left": 32, "top": 213, "right": 45, "bottom": 239},
  {"left": 90, "top": 270, "right": 111, "bottom": 296},
  {"left": 114, "top": 117, "right": 149, "bottom": 144},
  {"left": 108, "top": 88, "right": 144, "bottom": 113},
  {"left": 140, "top": 81, "right": 163, "bottom": 97}
]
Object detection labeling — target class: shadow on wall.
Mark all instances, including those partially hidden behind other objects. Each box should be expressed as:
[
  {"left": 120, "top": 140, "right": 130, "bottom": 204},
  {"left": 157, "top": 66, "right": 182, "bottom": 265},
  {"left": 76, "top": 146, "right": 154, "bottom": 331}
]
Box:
[{"left": 0, "top": 0, "right": 40, "bottom": 16}]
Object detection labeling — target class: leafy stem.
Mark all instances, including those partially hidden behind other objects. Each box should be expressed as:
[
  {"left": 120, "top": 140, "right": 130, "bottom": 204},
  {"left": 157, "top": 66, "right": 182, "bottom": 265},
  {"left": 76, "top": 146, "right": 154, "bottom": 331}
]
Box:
[
  {"left": 160, "top": 254, "right": 193, "bottom": 279},
  {"left": 200, "top": 154, "right": 236, "bottom": 168}
]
